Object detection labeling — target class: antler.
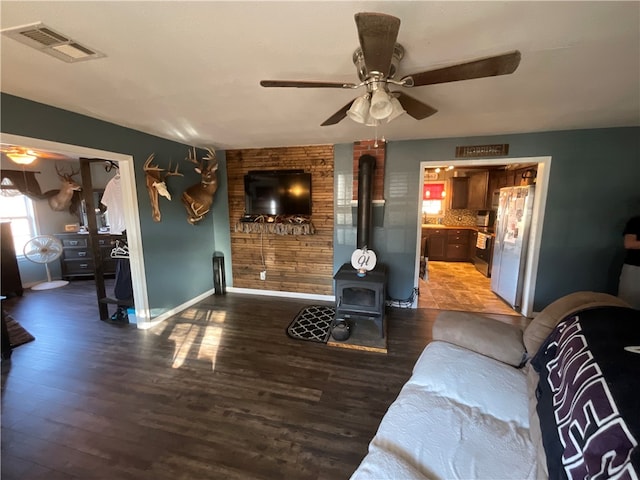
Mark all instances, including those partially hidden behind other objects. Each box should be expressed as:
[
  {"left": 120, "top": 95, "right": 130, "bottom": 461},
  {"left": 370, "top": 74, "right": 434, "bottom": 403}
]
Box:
[
  {"left": 144, "top": 154, "right": 182, "bottom": 178},
  {"left": 143, "top": 153, "right": 182, "bottom": 222},
  {"left": 164, "top": 161, "right": 183, "bottom": 177},
  {"left": 186, "top": 147, "right": 217, "bottom": 171},
  {"left": 203, "top": 147, "right": 217, "bottom": 163},
  {"left": 144, "top": 153, "right": 163, "bottom": 172},
  {"left": 54, "top": 163, "right": 80, "bottom": 179},
  {"left": 186, "top": 147, "right": 200, "bottom": 166}
]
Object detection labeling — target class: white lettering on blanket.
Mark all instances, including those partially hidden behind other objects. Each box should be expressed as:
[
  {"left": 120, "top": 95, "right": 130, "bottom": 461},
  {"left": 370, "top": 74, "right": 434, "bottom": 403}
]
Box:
[{"left": 545, "top": 317, "right": 638, "bottom": 479}]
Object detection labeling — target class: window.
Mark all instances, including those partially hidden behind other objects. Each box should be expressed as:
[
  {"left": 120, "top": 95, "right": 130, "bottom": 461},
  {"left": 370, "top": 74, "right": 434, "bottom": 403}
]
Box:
[
  {"left": 0, "top": 191, "right": 37, "bottom": 256},
  {"left": 422, "top": 199, "right": 444, "bottom": 215},
  {"left": 422, "top": 182, "right": 446, "bottom": 215}
]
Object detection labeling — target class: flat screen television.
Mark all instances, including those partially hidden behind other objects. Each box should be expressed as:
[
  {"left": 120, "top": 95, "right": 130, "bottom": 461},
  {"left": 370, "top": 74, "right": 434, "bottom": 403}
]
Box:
[{"left": 244, "top": 170, "right": 312, "bottom": 216}]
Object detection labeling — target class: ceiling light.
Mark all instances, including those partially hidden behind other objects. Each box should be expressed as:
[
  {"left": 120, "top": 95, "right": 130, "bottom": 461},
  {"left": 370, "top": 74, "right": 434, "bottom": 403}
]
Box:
[
  {"left": 369, "top": 89, "right": 393, "bottom": 120},
  {"left": 365, "top": 117, "right": 380, "bottom": 127},
  {"left": 346, "top": 85, "right": 404, "bottom": 126},
  {"left": 347, "top": 95, "right": 371, "bottom": 124},
  {"left": 386, "top": 96, "right": 406, "bottom": 122},
  {"left": 7, "top": 152, "right": 37, "bottom": 165}
]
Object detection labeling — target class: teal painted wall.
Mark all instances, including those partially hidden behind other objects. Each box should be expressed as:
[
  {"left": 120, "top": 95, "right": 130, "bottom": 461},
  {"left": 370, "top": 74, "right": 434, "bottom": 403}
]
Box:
[
  {"left": 334, "top": 128, "right": 640, "bottom": 311},
  {"left": 4, "top": 93, "right": 637, "bottom": 314},
  {"left": 1, "top": 93, "right": 233, "bottom": 316}
]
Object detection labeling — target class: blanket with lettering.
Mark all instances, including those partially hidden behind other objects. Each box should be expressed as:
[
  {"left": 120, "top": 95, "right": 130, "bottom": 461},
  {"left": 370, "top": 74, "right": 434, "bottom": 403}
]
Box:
[{"left": 531, "top": 306, "right": 640, "bottom": 479}]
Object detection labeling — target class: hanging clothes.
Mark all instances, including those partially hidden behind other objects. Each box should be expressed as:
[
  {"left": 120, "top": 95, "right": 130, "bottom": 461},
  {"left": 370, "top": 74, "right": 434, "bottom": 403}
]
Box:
[
  {"left": 110, "top": 233, "right": 133, "bottom": 323},
  {"left": 101, "top": 173, "right": 126, "bottom": 235}
]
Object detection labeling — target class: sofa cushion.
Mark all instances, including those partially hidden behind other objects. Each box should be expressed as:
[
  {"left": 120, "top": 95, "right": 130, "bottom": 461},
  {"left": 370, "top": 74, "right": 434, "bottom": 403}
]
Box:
[
  {"left": 410, "top": 341, "right": 530, "bottom": 427},
  {"left": 522, "top": 291, "right": 630, "bottom": 355},
  {"left": 350, "top": 384, "right": 537, "bottom": 480},
  {"left": 433, "top": 311, "right": 527, "bottom": 367}
]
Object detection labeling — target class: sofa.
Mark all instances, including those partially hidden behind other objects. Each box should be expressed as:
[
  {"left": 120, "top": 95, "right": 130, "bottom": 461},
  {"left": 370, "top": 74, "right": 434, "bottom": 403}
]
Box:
[{"left": 350, "top": 292, "right": 639, "bottom": 479}]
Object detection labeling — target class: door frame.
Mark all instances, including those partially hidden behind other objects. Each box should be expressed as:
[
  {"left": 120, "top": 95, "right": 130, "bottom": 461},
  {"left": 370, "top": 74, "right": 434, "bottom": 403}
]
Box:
[
  {"left": 415, "top": 156, "right": 552, "bottom": 317},
  {"left": 0, "top": 133, "right": 150, "bottom": 326}
]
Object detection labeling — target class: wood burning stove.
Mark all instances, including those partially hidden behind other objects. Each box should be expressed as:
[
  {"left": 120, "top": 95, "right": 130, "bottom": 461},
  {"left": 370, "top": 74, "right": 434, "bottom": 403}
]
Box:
[
  {"left": 334, "top": 263, "right": 387, "bottom": 338},
  {"left": 331, "top": 153, "right": 388, "bottom": 345}
]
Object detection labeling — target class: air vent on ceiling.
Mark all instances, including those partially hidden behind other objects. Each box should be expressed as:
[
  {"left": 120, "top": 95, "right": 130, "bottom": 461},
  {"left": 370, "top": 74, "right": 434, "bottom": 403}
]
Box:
[{"left": 1, "top": 22, "right": 105, "bottom": 63}]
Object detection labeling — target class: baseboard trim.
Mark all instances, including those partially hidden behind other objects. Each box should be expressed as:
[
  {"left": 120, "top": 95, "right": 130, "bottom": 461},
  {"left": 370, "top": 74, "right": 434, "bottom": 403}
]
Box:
[
  {"left": 136, "top": 288, "right": 216, "bottom": 330},
  {"left": 136, "top": 287, "right": 334, "bottom": 329}
]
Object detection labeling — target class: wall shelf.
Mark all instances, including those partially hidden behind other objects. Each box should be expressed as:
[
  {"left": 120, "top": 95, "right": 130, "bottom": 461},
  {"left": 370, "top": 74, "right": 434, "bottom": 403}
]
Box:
[{"left": 235, "top": 215, "right": 315, "bottom": 235}]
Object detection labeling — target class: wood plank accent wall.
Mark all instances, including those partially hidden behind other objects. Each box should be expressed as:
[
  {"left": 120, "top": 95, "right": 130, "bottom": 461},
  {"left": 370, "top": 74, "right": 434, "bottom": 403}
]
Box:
[
  {"left": 353, "top": 139, "right": 386, "bottom": 201},
  {"left": 226, "top": 146, "right": 334, "bottom": 295}
]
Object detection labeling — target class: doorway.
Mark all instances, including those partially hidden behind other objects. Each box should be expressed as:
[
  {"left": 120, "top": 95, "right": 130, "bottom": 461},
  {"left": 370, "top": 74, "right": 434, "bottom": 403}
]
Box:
[
  {"left": 0, "top": 133, "right": 150, "bottom": 326},
  {"left": 415, "top": 156, "right": 551, "bottom": 317}
]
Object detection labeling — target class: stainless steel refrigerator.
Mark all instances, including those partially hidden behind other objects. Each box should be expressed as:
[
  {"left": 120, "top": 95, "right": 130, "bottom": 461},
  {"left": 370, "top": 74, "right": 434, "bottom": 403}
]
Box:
[{"left": 490, "top": 185, "right": 535, "bottom": 310}]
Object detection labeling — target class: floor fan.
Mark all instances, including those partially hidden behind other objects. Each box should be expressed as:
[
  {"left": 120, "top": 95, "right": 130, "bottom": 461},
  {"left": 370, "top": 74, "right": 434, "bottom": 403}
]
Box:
[{"left": 23, "top": 235, "right": 69, "bottom": 290}]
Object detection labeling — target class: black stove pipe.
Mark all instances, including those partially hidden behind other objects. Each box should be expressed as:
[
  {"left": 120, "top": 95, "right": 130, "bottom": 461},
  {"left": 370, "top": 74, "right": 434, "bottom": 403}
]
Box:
[{"left": 357, "top": 154, "right": 376, "bottom": 250}]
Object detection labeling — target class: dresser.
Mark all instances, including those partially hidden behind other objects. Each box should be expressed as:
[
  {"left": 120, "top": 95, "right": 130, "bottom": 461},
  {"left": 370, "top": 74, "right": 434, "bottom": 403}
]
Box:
[{"left": 54, "top": 233, "right": 124, "bottom": 279}]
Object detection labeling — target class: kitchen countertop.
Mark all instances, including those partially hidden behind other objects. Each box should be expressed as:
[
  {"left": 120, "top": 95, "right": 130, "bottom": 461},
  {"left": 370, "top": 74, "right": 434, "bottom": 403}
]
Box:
[{"left": 422, "top": 224, "right": 495, "bottom": 235}]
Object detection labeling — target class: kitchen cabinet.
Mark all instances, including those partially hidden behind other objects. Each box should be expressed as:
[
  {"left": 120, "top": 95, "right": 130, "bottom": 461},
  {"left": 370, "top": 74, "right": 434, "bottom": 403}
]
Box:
[
  {"left": 445, "top": 229, "right": 470, "bottom": 261},
  {"left": 467, "top": 171, "right": 489, "bottom": 210},
  {"left": 55, "top": 233, "right": 124, "bottom": 279},
  {"left": 488, "top": 166, "right": 538, "bottom": 198},
  {"left": 423, "top": 228, "right": 446, "bottom": 261},
  {"left": 448, "top": 177, "right": 469, "bottom": 209},
  {"left": 423, "top": 227, "right": 475, "bottom": 262}
]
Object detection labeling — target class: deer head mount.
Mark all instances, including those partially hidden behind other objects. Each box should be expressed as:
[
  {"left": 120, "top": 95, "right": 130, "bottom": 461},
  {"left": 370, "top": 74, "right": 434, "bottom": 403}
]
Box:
[
  {"left": 181, "top": 147, "right": 218, "bottom": 225},
  {"left": 47, "top": 164, "right": 82, "bottom": 212},
  {"left": 143, "top": 153, "right": 183, "bottom": 222}
]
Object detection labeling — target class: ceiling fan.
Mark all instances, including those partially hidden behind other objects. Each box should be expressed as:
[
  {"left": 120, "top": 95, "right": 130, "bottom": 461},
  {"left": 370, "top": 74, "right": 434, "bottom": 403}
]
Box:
[
  {"left": 1, "top": 145, "right": 70, "bottom": 165},
  {"left": 260, "top": 12, "right": 521, "bottom": 126}
]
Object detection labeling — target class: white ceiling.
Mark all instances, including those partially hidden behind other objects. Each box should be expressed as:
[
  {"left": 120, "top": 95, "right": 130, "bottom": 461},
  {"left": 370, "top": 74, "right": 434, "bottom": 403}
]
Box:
[{"left": 1, "top": 1, "right": 639, "bottom": 151}]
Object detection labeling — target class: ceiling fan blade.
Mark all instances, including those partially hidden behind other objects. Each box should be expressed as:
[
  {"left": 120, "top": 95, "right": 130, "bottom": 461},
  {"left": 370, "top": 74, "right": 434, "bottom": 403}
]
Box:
[
  {"left": 395, "top": 92, "right": 438, "bottom": 120},
  {"left": 405, "top": 50, "right": 521, "bottom": 87},
  {"left": 355, "top": 12, "right": 401, "bottom": 76},
  {"left": 260, "top": 80, "right": 357, "bottom": 89},
  {"left": 321, "top": 100, "right": 355, "bottom": 126},
  {"left": 36, "top": 150, "right": 69, "bottom": 160}
]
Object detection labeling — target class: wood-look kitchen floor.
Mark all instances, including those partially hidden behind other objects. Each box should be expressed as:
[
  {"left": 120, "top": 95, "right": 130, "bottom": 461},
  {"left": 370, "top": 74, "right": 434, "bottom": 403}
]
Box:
[
  {"left": 1, "top": 279, "right": 524, "bottom": 480},
  {"left": 419, "top": 260, "right": 519, "bottom": 316}
]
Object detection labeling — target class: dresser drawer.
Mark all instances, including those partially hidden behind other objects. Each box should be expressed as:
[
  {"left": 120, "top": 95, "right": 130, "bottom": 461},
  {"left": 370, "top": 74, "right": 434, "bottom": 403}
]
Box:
[
  {"left": 64, "top": 249, "right": 91, "bottom": 259},
  {"left": 98, "top": 237, "right": 119, "bottom": 247},
  {"left": 61, "top": 237, "right": 88, "bottom": 247},
  {"left": 63, "top": 259, "right": 95, "bottom": 275}
]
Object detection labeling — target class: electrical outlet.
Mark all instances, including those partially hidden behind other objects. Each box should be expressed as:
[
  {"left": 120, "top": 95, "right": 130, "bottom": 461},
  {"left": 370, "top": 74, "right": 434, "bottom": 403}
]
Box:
[{"left": 260, "top": 270, "right": 266, "bottom": 280}]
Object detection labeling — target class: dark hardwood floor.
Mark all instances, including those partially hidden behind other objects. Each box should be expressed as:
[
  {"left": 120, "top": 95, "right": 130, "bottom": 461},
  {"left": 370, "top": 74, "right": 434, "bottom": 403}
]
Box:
[{"left": 1, "top": 280, "right": 524, "bottom": 479}]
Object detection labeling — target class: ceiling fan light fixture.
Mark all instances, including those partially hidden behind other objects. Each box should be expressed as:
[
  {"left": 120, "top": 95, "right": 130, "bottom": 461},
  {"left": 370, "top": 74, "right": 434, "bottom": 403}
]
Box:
[
  {"left": 365, "top": 116, "right": 380, "bottom": 127},
  {"left": 369, "top": 89, "right": 393, "bottom": 120},
  {"left": 347, "top": 95, "right": 371, "bottom": 124},
  {"left": 7, "top": 152, "right": 37, "bottom": 165},
  {"left": 386, "top": 96, "right": 406, "bottom": 122}
]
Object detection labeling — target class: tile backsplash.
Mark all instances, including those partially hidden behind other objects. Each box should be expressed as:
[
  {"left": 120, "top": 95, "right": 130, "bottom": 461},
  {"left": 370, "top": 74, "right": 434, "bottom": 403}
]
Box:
[{"left": 443, "top": 209, "right": 477, "bottom": 227}]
